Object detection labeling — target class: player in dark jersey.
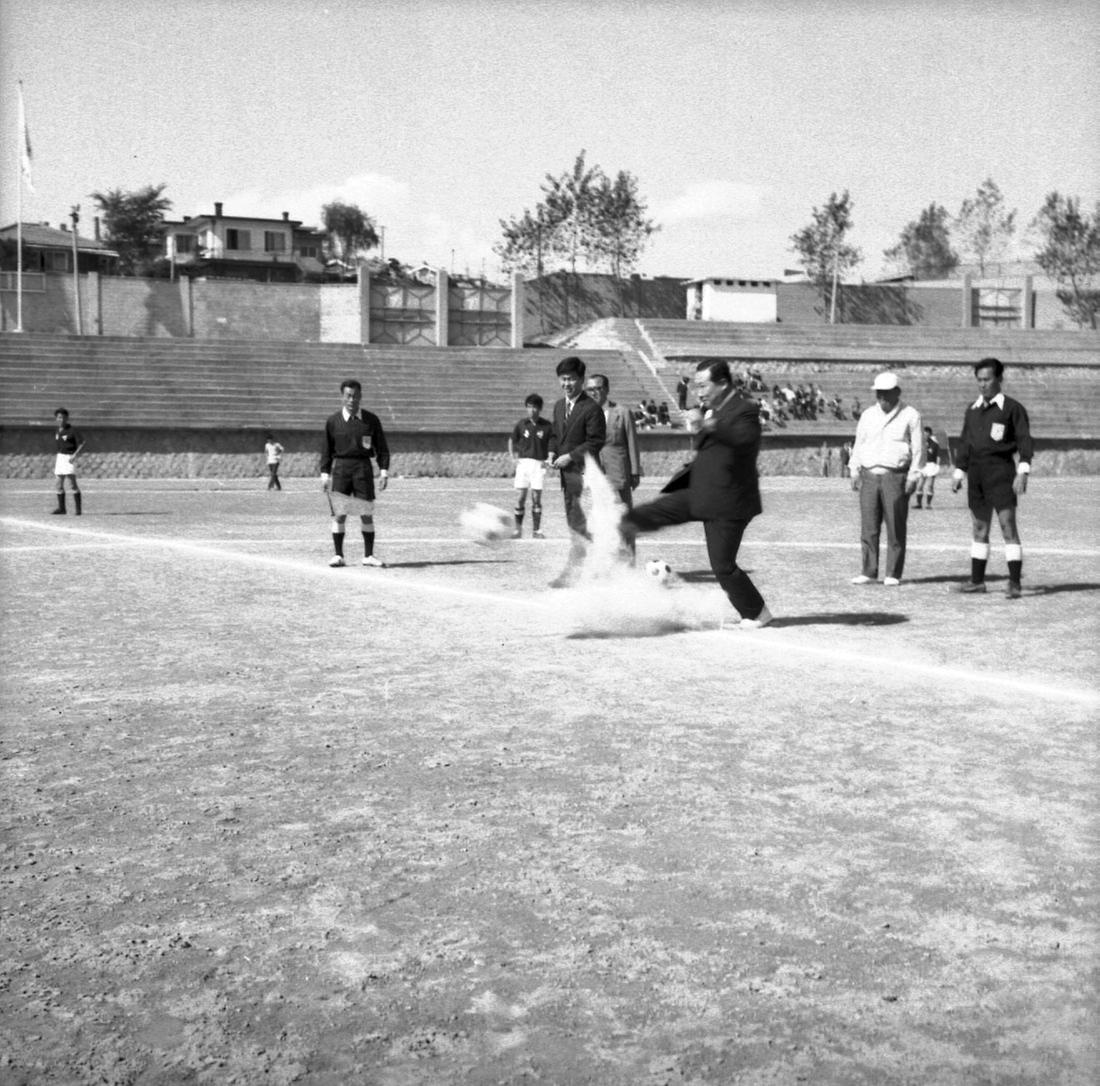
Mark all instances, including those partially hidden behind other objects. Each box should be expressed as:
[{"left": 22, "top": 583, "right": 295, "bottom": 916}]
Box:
[
  {"left": 914, "top": 426, "right": 941, "bottom": 509},
  {"left": 507, "top": 394, "right": 551, "bottom": 538},
  {"left": 951, "top": 358, "right": 1034, "bottom": 598},
  {"left": 320, "top": 379, "right": 391, "bottom": 568},
  {"left": 52, "top": 408, "right": 85, "bottom": 515}
]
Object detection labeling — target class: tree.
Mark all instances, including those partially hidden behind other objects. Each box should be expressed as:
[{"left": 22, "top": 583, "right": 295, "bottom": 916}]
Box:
[
  {"left": 1032, "top": 191, "right": 1100, "bottom": 329},
  {"left": 90, "top": 183, "right": 172, "bottom": 275},
  {"left": 495, "top": 206, "right": 559, "bottom": 278},
  {"left": 320, "top": 200, "right": 380, "bottom": 277},
  {"left": 789, "top": 190, "right": 862, "bottom": 321},
  {"left": 884, "top": 203, "right": 958, "bottom": 279},
  {"left": 494, "top": 151, "right": 657, "bottom": 278},
  {"left": 954, "top": 178, "right": 1016, "bottom": 276},
  {"left": 587, "top": 170, "right": 659, "bottom": 278}
]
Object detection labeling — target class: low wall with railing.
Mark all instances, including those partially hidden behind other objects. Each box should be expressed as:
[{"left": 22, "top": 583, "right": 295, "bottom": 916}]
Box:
[{"left": 2, "top": 425, "right": 1096, "bottom": 482}]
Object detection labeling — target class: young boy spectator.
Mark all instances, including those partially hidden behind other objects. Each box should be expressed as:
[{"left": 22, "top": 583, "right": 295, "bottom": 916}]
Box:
[
  {"left": 508, "top": 394, "right": 551, "bottom": 538},
  {"left": 264, "top": 431, "right": 284, "bottom": 491},
  {"left": 52, "top": 408, "right": 84, "bottom": 515},
  {"left": 915, "top": 426, "right": 940, "bottom": 509}
]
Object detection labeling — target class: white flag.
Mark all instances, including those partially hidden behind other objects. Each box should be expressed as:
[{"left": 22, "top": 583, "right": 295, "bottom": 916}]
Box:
[{"left": 17, "top": 82, "right": 34, "bottom": 193}]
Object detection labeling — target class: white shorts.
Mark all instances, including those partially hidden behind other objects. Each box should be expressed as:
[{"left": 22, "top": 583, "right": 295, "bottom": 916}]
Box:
[
  {"left": 513, "top": 458, "right": 546, "bottom": 491},
  {"left": 921, "top": 463, "right": 940, "bottom": 478},
  {"left": 55, "top": 453, "right": 76, "bottom": 476},
  {"left": 330, "top": 493, "right": 374, "bottom": 517}
]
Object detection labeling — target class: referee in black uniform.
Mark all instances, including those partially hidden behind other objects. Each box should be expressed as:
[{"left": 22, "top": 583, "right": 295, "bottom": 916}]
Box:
[
  {"left": 320, "top": 379, "right": 391, "bottom": 568},
  {"left": 951, "top": 357, "right": 1034, "bottom": 598}
]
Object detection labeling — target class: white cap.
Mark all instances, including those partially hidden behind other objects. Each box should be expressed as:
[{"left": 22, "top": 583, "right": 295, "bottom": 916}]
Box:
[{"left": 873, "top": 372, "right": 899, "bottom": 391}]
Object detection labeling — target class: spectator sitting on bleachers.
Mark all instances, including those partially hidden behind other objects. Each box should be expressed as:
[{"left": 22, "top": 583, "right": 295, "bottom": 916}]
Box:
[
  {"left": 657, "top": 401, "right": 671, "bottom": 426},
  {"left": 645, "top": 400, "right": 659, "bottom": 427},
  {"left": 831, "top": 395, "right": 845, "bottom": 420}
]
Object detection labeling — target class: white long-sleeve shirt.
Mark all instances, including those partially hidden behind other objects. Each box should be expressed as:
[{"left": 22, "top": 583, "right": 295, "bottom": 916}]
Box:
[{"left": 849, "top": 401, "right": 924, "bottom": 484}]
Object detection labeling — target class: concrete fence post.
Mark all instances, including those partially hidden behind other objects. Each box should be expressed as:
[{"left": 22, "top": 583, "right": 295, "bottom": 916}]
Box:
[
  {"left": 436, "top": 268, "right": 449, "bottom": 347},
  {"left": 359, "top": 268, "right": 371, "bottom": 345},
  {"left": 511, "top": 271, "right": 524, "bottom": 347}
]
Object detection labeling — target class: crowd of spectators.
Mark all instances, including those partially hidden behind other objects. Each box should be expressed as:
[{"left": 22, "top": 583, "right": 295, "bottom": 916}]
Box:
[
  {"left": 672, "top": 365, "right": 854, "bottom": 431},
  {"left": 633, "top": 399, "right": 674, "bottom": 428}
]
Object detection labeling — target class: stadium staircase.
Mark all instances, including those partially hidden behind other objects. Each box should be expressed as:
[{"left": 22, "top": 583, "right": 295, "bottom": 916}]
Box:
[{"left": 0, "top": 333, "right": 671, "bottom": 434}]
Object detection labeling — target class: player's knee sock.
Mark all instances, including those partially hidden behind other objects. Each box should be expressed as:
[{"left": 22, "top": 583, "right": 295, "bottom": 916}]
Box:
[
  {"left": 362, "top": 531, "right": 375, "bottom": 557},
  {"left": 915, "top": 495, "right": 922, "bottom": 508},
  {"left": 513, "top": 504, "right": 525, "bottom": 529},
  {"left": 73, "top": 491, "right": 82, "bottom": 516},
  {"left": 53, "top": 492, "right": 66, "bottom": 514},
  {"left": 1005, "top": 543, "right": 1023, "bottom": 584},
  {"left": 331, "top": 520, "right": 345, "bottom": 557},
  {"left": 532, "top": 498, "right": 542, "bottom": 531},
  {"left": 970, "top": 541, "right": 990, "bottom": 583}
]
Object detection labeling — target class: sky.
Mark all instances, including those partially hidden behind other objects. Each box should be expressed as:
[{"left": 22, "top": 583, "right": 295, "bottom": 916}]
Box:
[{"left": 2, "top": 0, "right": 1098, "bottom": 282}]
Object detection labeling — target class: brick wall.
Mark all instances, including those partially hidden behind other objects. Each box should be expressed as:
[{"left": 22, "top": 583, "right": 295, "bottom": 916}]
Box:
[
  {"left": 191, "top": 280, "right": 322, "bottom": 341},
  {"left": 776, "top": 283, "right": 965, "bottom": 327},
  {"left": 100, "top": 277, "right": 191, "bottom": 337}
]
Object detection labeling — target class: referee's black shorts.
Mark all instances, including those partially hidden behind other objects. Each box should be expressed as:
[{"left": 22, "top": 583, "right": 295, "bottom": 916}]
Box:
[
  {"left": 967, "top": 457, "right": 1016, "bottom": 515},
  {"left": 331, "top": 458, "right": 375, "bottom": 502}
]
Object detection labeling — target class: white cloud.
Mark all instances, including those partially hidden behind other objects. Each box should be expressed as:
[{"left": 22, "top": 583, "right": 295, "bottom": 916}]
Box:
[
  {"left": 216, "top": 172, "right": 411, "bottom": 229},
  {"left": 214, "top": 172, "right": 501, "bottom": 275},
  {"left": 658, "top": 180, "right": 763, "bottom": 225}
]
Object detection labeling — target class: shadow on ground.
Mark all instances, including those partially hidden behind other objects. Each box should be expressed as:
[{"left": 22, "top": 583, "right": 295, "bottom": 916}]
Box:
[{"left": 769, "top": 611, "right": 909, "bottom": 628}]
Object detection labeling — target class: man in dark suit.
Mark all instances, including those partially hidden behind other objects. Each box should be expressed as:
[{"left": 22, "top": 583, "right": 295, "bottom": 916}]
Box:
[
  {"left": 621, "top": 359, "right": 772, "bottom": 628},
  {"left": 547, "top": 356, "right": 606, "bottom": 588},
  {"left": 584, "top": 373, "right": 641, "bottom": 508}
]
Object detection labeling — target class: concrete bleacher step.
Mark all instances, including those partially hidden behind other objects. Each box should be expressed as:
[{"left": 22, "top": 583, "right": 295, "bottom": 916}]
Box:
[{"left": 0, "top": 333, "right": 674, "bottom": 434}]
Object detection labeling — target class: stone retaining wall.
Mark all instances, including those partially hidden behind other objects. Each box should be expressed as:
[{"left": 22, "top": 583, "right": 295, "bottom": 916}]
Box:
[{"left": 2, "top": 427, "right": 1096, "bottom": 480}]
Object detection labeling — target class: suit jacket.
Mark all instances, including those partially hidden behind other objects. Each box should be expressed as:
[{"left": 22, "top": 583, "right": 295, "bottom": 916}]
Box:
[
  {"left": 549, "top": 393, "right": 606, "bottom": 475},
  {"left": 600, "top": 401, "right": 641, "bottom": 490},
  {"left": 662, "top": 391, "right": 762, "bottom": 521}
]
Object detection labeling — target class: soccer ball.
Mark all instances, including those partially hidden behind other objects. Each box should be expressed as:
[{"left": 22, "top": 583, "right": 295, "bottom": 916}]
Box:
[
  {"left": 645, "top": 559, "right": 674, "bottom": 583},
  {"left": 459, "top": 502, "right": 514, "bottom": 545}
]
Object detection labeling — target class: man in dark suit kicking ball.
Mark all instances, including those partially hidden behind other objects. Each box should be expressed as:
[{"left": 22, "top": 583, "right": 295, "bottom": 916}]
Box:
[{"left": 621, "top": 359, "right": 773, "bottom": 629}]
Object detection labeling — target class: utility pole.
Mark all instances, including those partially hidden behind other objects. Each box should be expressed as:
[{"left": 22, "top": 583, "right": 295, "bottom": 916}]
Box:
[
  {"left": 829, "top": 247, "right": 839, "bottom": 325},
  {"left": 70, "top": 205, "right": 84, "bottom": 335}
]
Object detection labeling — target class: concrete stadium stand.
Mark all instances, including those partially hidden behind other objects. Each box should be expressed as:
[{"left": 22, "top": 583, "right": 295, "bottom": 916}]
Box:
[{"left": 2, "top": 330, "right": 1097, "bottom": 479}]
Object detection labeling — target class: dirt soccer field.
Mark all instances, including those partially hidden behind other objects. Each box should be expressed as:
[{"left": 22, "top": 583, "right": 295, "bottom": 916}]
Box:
[{"left": 1, "top": 474, "right": 1097, "bottom": 1085}]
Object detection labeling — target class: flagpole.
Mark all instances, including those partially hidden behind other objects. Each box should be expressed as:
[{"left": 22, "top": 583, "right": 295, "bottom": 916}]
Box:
[
  {"left": 16, "top": 165, "right": 23, "bottom": 333},
  {"left": 15, "top": 81, "right": 27, "bottom": 333}
]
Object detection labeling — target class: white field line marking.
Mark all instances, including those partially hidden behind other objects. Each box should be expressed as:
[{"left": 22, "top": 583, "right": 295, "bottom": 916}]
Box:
[
  {"left": 0, "top": 517, "right": 534, "bottom": 609},
  {"left": 2, "top": 523, "right": 1096, "bottom": 559},
  {"left": 704, "top": 627, "right": 1100, "bottom": 707}
]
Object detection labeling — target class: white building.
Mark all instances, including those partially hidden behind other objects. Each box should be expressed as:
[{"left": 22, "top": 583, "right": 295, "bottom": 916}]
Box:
[{"left": 684, "top": 276, "right": 778, "bottom": 322}]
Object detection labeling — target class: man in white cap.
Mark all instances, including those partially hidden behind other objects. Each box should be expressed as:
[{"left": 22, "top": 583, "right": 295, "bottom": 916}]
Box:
[{"left": 848, "top": 372, "right": 924, "bottom": 586}]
